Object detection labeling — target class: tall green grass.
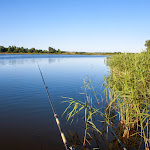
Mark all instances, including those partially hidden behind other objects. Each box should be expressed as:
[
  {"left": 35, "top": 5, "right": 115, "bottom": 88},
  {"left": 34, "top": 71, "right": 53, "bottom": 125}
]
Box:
[
  {"left": 63, "top": 77, "right": 127, "bottom": 149},
  {"left": 105, "top": 52, "right": 150, "bottom": 149},
  {"left": 63, "top": 52, "right": 150, "bottom": 149},
  {"left": 63, "top": 77, "right": 105, "bottom": 149}
]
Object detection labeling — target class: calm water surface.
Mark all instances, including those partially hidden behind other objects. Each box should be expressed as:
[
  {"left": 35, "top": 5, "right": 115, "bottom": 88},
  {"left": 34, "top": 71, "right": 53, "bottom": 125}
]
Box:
[{"left": 0, "top": 54, "right": 109, "bottom": 150}]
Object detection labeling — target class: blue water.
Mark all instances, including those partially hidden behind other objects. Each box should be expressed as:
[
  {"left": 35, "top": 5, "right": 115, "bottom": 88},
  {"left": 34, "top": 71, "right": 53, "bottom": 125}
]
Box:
[{"left": 0, "top": 54, "right": 109, "bottom": 150}]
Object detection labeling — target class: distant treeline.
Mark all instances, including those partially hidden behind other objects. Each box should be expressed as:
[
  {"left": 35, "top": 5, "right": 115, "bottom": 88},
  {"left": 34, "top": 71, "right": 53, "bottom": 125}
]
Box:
[
  {"left": 0, "top": 45, "right": 63, "bottom": 54},
  {"left": 0, "top": 45, "right": 122, "bottom": 55}
]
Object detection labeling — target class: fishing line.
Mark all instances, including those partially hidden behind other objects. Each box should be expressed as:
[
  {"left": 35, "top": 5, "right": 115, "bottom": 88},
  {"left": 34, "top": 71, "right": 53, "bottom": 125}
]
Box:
[
  {"left": 92, "top": 102, "right": 127, "bottom": 150},
  {"left": 38, "top": 63, "right": 126, "bottom": 150},
  {"left": 37, "top": 63, "right": 70, "bottom": 150}
]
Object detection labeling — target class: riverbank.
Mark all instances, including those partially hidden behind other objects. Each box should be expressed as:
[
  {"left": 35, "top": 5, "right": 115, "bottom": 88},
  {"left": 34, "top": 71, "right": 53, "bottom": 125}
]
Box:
[
  {"left": 63, "top": 51, "right": 150, "bottom": 149},
  {"left": 105, "top": 51, "right": 150, "bottom": 149},
  {"left": 0, "top": 45, "right": 121, "bottom": 55},
  {"left": 0, "top": 52, "right": 117, "bottom": 55}
]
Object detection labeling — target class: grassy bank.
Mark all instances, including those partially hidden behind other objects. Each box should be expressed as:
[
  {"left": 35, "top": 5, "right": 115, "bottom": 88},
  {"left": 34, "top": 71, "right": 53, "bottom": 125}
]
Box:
[
  {"left": 63, "top": 51, "right": 150, "bottom": 149},
  {"left": 105, "top": 51, "right": 150, "bottom": 149}
]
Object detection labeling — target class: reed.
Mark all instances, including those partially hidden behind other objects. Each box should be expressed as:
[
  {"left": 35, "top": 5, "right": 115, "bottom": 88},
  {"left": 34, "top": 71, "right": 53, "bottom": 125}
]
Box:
[
  {"left": 63, "top": 77, "right": 106, "bottom": 149},
  {"left": 63, "top": 51, "right": 150, "bottom": 149},
  {"left": 63, "top": 77, "right": 127, "bottom": 149},
  {"left": 105, "top": 52, "right": 150, "bottom": 149}
]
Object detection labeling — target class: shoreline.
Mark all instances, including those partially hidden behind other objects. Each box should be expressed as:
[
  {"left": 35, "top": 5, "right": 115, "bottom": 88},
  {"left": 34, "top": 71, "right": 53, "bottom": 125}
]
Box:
[{"left": 0, "top": 52, "right": 115, "bottom": 55}]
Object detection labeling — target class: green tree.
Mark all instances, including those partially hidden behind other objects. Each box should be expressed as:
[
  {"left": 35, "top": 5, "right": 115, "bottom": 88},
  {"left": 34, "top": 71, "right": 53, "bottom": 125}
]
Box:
[
  {"left": 49, "top": 47, "right": 57, "bottom": 53},
  {"left": 10, "top": 46, "right": 16, "bottom": 52},
  {"left": 24, "top": 48, "right": 28, "bottom": 53},
  {"left": 13, "top": 49, "right": 19, "bottom": 53},
  {"left": 19, "top": 47, "right": 25, "bottom": 53},
  {"left": 8, "top": 46, "right": 13, "bottom": 53},
  {"left": 57, "top": 49, "right": 61, "bottom": 54},
  {"left": 145, "top": 40, "right": 150, "bottom": 53},
  {"left": 28, "top": 48, "right": 35, "bottom": 53},
  {"left": 0, "top": 46, "right": 3, "bottom": 52}
]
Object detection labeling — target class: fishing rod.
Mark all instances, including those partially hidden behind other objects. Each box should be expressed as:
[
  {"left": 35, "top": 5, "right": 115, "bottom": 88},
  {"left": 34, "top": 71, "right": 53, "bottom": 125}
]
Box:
[
  {"left": 37, "top": 63, "right": 70, "bottom": 150},
  {"left": 38, "top": 63, "right": 126, "bottom": 150}
]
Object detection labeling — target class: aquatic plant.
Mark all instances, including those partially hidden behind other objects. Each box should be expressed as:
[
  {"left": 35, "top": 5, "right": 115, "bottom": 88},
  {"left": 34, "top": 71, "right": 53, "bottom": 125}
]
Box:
[
  {"left": 63, "top": 48, "right": 150, "bottom": 149},
  {"left": 63, "top": 77, "right": 103, "bottom": 149},
  {"left": 63, "top": 77, "right": 127, "bottom": 150},
  {"left": 105, "top": 52, "right": 150, "bottom": 149}
]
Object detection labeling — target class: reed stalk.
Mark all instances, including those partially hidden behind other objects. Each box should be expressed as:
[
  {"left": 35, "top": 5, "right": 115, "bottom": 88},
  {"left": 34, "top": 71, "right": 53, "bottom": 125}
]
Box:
[
  {"left": 63, "top": 51, "right": 150, "bottom": 149},
  {"left": 105, "top": 52, "right": 150, "bottom": 149}
]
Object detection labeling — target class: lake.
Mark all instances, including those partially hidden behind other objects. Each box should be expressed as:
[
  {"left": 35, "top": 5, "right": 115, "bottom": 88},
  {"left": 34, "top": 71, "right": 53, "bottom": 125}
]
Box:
[{"left": 0, "top": 54, "right": 109, "bottom": 150}]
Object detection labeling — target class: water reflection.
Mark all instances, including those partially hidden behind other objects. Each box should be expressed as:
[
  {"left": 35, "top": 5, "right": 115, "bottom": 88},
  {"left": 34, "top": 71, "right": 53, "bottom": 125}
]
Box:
[
  {"left": 65, "top": 118, "right": 144, "bottom": 150},
  {"left": 48, "top": 58, "right": 59, "bottom": 64},
  {"left": 0, "top": 54, "right": 108, "bottom": 150}
]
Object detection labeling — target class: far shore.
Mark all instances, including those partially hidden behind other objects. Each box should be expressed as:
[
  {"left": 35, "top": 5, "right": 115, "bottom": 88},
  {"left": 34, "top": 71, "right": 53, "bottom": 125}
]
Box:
[
  {"left": 0, "top": 52, "right": 117, "bottom": 55},
  {"left": 0, "top": 45, "right": 122, "bottom": 55}
]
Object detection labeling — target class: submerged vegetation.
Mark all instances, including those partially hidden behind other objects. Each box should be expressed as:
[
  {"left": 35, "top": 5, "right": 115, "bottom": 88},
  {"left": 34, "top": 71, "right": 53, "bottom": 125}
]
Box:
[{"left": 63, "top": 40, "right": 150, "bottom": 150}]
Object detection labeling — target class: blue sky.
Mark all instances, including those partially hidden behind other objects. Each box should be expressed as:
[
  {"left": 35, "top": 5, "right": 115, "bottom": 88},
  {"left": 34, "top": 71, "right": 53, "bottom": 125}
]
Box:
[{"left": 0, "top": 0, "right": 150, "bottom": 52}]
